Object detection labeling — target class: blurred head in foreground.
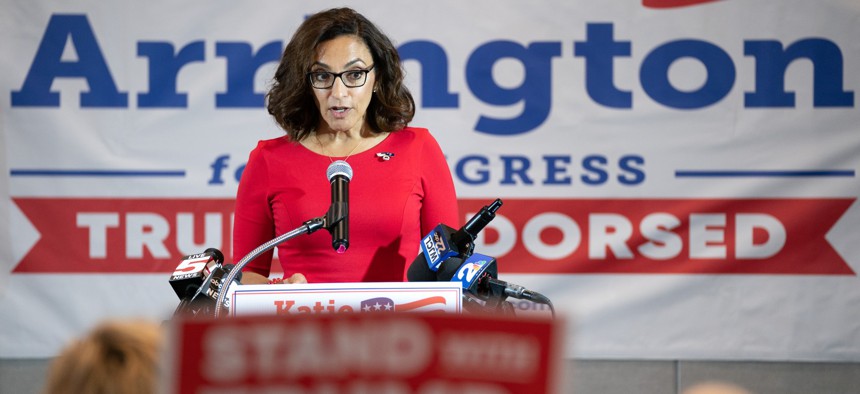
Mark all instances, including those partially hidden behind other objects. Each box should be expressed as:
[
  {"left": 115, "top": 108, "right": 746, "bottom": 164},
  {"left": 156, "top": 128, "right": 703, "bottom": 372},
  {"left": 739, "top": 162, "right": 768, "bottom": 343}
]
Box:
[
  {"left": 43, "top": 319, "right": 163, "bottom": 394},
  {"left": 683, "top": 381, "right": 753, "bottom": 394}
]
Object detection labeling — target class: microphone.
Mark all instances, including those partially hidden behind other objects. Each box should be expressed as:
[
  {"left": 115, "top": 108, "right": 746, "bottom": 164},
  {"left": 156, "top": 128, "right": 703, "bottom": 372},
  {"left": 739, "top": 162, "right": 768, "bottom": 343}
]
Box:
[
  {"left": 441, "top": 252, "right": 554, "bottom": 315},
  {"left": 451, "top": 198, "right": 502, "bottom": 258},
  {"left": 176, "top": 262, "right": 243, "bottom": 318},
  {"left": 169, "top": 248, "right": 223, "bottom": 300},
  {"left": 447, "top": 253, "right": 498, "bottom": 293},
  {"left": 169, "top": 248, "right": 245, "bottom": 317},
  {"left": 193, "top": 263, "right": 243, "bottom": 306},
  {"left": 483, "top": 277, "right": 552, "bottom": 305},
  {"left": 326, "top": 160, "right": 353, "bottom": 253},
  {"left": 406, "top": 199, "right": 503, "bottom": 281},
  {"left": 407, "top": 224, "right": 459, "bottom": 281}
]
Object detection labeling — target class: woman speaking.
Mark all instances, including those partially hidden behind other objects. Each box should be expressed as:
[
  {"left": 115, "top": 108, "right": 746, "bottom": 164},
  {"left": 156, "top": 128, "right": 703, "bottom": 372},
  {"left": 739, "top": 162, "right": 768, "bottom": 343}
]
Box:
[{"left": 233, "top": 8, "right": 459, "bottom": 285}]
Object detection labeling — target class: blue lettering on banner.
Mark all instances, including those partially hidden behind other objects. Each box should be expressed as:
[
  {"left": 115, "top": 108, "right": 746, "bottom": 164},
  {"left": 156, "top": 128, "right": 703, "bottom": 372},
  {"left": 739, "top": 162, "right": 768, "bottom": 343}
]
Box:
[
  {"left": 500, "top": 155, "right": 535, "bottom": 185},
  {"left": 456, "top": 155, "right": 491, "bottom": 185},
  {"left": 639, "top": 39, "right": 736, "bottom": 109},
  {"left": 618, "top": 155, "right": 646, "bottom": 185},
  {"left": 137, "top": 41, "right": 205, "bottom": 107},
  {"left": 207, "top": 154, "right": 246, "bottom": 185},
  {"left": 573, "top": 23, "right": 632, "bottom": 108},
  {"left": 399, "top": 40, "right": 460, "bottom": 108},
  {"left": 11, "top": 14, "right": 128, "bottom": 107},
  {"left": 10, "top": 16, "right": 855, "bottom": 134},
  {"left": 573, "top": 23, "right": 853, "bottom": 110},
  {"left": 208, "top": 153, "right": 647, "bottom": 187},
  {"left": 544, "top": 156, "right": 573, "bottom": 185},
  {"left": 215, "top": 41, "right": 283, "bottom": 108},
  {"left": 581, "top": 155, "right": 609, "bottom": 185},
  {"left": 208, "top": 155, "right": 231, "bottom": 185},
  {"left": 744, "top": 39, "right": 854, "bottom": 107},
  {"left": 466, "top": 41, "right": 561, "bottom": 135}
]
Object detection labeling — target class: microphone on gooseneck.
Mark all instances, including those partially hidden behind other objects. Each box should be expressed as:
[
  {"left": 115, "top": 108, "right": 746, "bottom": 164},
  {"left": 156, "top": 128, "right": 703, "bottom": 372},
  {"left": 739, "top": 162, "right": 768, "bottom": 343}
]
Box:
[{"left": 326, "top": 160, "right": 353, "bottom": 253}]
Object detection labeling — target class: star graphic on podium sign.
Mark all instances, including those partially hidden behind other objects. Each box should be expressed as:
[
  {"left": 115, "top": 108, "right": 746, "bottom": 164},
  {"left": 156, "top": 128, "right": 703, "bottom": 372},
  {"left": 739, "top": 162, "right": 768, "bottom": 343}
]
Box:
[
  {"left": 361, "top": 297, "right": 395, "bottom": 313},
  {"left": 359, "top": 296, "right": 448, "bottom": 313}
]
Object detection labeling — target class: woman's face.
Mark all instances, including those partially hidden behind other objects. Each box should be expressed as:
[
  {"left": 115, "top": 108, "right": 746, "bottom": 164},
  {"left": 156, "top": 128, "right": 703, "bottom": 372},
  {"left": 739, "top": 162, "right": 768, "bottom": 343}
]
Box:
[{"left": 311, "top": 35, "right": 376, "bottom": 135}]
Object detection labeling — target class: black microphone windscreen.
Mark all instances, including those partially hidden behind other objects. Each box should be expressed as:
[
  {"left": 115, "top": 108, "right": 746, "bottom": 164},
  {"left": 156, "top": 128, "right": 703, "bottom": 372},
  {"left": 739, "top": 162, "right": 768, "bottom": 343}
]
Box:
[
  {"left": 435, "top": 256, "right": 466, "bottom": 281},
  {"left": 406, "top": 253, "right": 437, "bottom": 281},
  {"left": 204, "top": 248, "right": 224, "bottom": 264}
]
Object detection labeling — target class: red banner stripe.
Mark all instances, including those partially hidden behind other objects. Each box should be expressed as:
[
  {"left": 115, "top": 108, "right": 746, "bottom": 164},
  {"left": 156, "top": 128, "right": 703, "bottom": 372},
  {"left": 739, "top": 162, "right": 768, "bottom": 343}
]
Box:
[
  {"left": 458, "top": 198, "right": 855, "bottom": 275},
  {"left": 643, "top": 0, "right": 723, "bottom": 8},
  {"left": 395, "top": 296, "right": 448, "bottom": 312},
  {"left": 11, "top": 197, "right": 855, "bottom": 276}
]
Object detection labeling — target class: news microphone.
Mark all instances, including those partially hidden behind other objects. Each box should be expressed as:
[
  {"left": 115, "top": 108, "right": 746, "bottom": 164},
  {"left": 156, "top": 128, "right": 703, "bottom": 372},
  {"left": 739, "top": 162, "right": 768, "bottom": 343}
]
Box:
[
  {"left": 445, "top": 253, "right": 554, "bottom": 314},
  {"left": 191, "top": 263, "right": 243, "bottom": 306},
  {"left": 406, "top": 199, "right": 503, "bottom": 281},
  {"left": 447, "top": 253, "right": 498, "bottom": 292},
  {"left": 175, "top": 263, "right": 243, "bottom": 318},
  {"left": 169, "top": 248, "right": 223, "bottom": 299},
  {"left": 451, "top": 198, "right": 502, "bottom": 258},
  {"left": 407, "top": 224, "right": 460, "bottom": 281},
  {"left": 326, "top": 160, "right": 352, "bottom": 253},
  {"left": 483, "top": 277, "right": 552, "bottom": 304},
  {"left": 170, "top": 248, "right": 224, "bottom": 317}
]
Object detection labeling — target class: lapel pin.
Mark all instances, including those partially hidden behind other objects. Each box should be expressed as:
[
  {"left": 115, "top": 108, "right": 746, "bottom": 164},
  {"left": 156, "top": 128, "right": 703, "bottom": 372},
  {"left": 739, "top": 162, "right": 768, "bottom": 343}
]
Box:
[{"left": 376, "top": 152, "right": 395, "bottom": 161}]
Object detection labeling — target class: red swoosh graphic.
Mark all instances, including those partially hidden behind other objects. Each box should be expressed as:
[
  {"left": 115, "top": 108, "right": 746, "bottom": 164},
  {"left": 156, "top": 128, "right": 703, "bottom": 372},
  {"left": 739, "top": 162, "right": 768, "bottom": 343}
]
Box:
[
  {"left": 395, "top": 296, "right": 447, "bottom": 312},
  {"left": 644, "top": 0, "right": 723, "bottom": 8}
]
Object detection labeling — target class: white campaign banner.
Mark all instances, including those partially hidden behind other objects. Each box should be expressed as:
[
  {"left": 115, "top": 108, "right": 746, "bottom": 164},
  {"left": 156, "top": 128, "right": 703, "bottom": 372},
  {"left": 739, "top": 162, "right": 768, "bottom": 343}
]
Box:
[
  {"left": 229, "top": 282, "right": 462, "bottom": 316},
  {"left": 1, "top": 0, "right": 859, "bottom": 360}
]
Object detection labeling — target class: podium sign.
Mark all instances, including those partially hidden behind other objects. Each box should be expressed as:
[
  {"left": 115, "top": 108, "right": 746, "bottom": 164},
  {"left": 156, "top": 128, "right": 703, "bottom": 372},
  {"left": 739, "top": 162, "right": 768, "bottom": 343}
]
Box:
[
  {"left": 229, "top": 282, "right": 462, "bottom": 316},
  {"left": 165, "top": 312, "right": 564, "bottom": 393}
]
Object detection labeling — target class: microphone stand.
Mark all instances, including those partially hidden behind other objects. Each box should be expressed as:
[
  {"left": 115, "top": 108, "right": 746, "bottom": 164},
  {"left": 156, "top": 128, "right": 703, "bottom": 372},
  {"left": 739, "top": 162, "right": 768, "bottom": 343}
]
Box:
[
  {"left": 172, "top": 295, "right": 194, "bottom": 317},
  {"left": 480, "top": 281, "right": 518, "bottom": 316},
  {"left": 213, "top": 205, "right": 344, "bottom": 318}
]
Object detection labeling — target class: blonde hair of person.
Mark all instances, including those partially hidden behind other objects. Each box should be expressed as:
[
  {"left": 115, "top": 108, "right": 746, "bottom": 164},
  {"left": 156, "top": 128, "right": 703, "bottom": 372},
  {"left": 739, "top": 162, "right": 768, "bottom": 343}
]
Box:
[
  {"left": 43, "top": 319, "right": 163, "bottom": 394},
  {"left": 683, "top": 381, "right": 753, "bottom": 394}
]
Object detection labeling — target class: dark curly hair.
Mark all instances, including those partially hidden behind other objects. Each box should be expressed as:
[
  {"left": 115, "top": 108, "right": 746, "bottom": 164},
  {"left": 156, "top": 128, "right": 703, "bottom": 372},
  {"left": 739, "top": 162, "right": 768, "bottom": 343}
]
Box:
[{"left": 267, "top": 8, "right": 415, "bottom": 141}]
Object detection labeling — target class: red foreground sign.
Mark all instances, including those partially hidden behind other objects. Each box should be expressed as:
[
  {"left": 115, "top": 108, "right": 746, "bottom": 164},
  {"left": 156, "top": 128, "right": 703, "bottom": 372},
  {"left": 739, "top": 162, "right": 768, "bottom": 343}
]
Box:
[
  {"left": 165, "top": 313, "right": 564, "bottom": 394},
  {"left": 11, "top": 197, "right": 855, "bottom": 275}
]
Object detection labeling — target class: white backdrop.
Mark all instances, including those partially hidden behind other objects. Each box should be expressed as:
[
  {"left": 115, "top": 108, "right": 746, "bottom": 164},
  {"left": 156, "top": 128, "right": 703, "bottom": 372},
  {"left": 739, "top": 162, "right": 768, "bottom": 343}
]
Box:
[{"left": 2, "top": 0, "right": 859, "bottom": 360}]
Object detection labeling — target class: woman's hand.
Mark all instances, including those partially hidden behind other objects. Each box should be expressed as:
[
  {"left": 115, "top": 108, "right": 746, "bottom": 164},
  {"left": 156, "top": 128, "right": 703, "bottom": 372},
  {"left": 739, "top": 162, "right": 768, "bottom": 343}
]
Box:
[
  {"left": 284, "top": 273, "right": 308, "bottom": 284},
  {"left": 239, "top": 271, "right": 269, "bottom": 285},
  {"left": 240, "top": 271, "right": 308, "bottom": 285}
]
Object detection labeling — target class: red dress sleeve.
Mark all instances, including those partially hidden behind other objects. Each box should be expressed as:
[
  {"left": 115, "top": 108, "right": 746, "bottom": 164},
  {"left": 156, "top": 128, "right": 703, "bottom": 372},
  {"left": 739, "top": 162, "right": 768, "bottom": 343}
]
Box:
[
  {"left": 419, "top": 130, "right": 460, "bottom": 234},
  {"left": 232, "top": 141, "right": 275, "bottom": 277}
]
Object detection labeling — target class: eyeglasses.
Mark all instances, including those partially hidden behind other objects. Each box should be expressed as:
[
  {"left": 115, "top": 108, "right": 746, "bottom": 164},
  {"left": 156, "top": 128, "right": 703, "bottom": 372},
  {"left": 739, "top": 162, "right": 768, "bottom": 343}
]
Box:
[{"left": 307, "top": 65, "right": 375, "bottom": 89}]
